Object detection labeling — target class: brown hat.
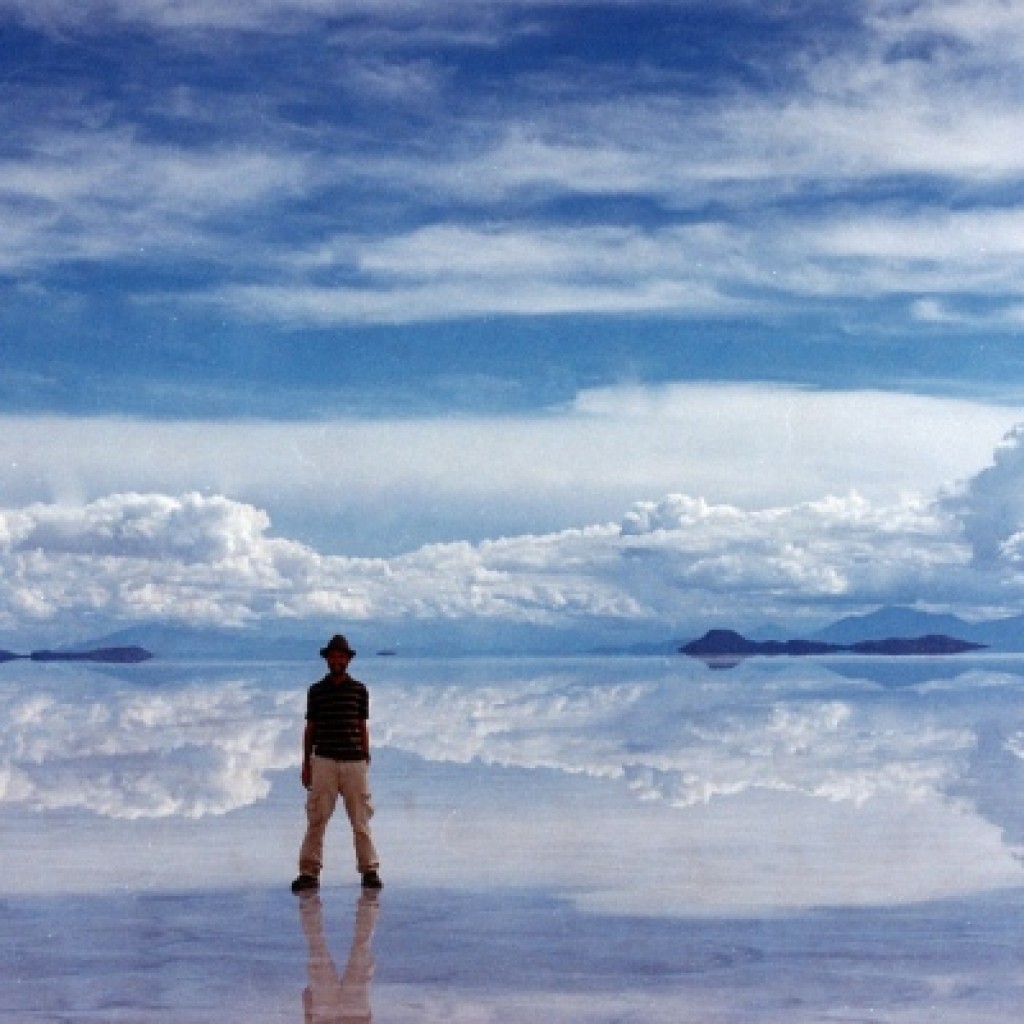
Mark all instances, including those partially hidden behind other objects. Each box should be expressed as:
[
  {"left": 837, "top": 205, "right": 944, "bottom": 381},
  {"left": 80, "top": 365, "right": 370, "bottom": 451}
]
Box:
[{"left": 320, "top": 634, "right": 356, "bottom": 657}]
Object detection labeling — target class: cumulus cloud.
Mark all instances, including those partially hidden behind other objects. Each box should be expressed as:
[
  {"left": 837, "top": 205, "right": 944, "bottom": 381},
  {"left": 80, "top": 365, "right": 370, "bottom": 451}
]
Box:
[
  {"left": 943, "top": 425, "right": 1024, "bottom": 569},
  {"left": 0, "top": 453, "right": 1016, "bottom": 639},
  {"left": 0, "top": 490, "right": 635, "bottom": 630},
  {"left": 0, "top": 491, "right": 380, "bottom": 629},
  {"left": 1, "top": 400, "right": 1024, "bottom": 638},
  {"left": 617, "top": 492, "right": 966, "bottom": 607}
]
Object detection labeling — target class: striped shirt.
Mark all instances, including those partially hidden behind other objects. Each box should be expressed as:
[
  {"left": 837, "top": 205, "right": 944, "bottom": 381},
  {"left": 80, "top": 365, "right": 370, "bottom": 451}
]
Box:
[{"left": 305, "top": 673, "right": 370, "bottom": 761}]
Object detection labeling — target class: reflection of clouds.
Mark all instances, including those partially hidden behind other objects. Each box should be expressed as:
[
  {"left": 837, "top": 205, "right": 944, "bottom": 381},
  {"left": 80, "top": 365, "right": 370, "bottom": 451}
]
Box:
[
  {"left": 375, "top": 676, "right": 977, "bottom": 811},
  {"left": 5, "top": 658, "right": 1024, "bottom": 854},
  {"left": 949, "top": 725, "right": 1024, "bottom": 854},
  {"left": 0, "top": 678, "right": 299, "bottom": 818}
]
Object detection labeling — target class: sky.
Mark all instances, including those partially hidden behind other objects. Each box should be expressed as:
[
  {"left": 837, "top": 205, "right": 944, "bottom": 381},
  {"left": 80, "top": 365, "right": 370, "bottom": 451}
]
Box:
[{"left": 3, "top": 0, "right": 1024, "bottom": 644}]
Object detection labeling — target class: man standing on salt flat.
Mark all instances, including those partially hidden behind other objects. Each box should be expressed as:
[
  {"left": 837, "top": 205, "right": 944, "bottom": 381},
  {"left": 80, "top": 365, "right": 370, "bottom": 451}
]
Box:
[{"left": 292, "top": 634, "right": 383, "bottom": 892}]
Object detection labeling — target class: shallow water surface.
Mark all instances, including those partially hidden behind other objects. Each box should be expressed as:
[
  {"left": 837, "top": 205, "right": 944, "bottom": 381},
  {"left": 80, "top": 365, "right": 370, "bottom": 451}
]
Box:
[{"left": 2, "top": 654, "right": 1024, "bottom": 1020}]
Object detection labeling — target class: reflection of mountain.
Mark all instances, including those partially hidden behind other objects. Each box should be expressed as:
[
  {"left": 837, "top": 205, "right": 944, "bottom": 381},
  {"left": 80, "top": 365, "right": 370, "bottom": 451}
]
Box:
[
  {"left": 823, "top": 659, "right": 979, "bottom": 688},
  {"left": 682, "top": 629, "right": 985, "bottom": 660}
]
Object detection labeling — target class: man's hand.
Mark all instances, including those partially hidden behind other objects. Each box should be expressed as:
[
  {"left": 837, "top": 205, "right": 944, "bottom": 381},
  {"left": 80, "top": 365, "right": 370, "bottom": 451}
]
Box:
[{"left": 301, "top": 759, "right": 312, "bottom": 790}]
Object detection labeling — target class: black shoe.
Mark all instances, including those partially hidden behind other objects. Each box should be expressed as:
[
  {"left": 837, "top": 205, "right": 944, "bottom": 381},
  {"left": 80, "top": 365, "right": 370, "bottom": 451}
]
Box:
[
  {"left": 291, "top": 874, "right": 320, "bottom": 893},
  {"left": 361, "top": 870, "right": 383, "bottom": 890}
]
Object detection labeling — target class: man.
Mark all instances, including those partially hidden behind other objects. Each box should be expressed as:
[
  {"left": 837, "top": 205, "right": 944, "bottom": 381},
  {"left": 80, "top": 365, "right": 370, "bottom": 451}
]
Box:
[{"left": 292, "top": 634, "right": 383, "bottom": 892}]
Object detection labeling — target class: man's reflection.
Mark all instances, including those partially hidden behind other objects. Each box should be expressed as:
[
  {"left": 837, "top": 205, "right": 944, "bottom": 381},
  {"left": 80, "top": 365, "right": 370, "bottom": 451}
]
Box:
[{"left": 299, "top": 890, "right": 379, "bottom": 1024}]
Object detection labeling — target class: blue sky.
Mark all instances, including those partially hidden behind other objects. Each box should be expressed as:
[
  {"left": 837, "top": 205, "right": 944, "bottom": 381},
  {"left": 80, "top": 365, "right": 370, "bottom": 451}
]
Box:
[{"left": 3, "top": 0, "right": 1024, "bottom": 644}]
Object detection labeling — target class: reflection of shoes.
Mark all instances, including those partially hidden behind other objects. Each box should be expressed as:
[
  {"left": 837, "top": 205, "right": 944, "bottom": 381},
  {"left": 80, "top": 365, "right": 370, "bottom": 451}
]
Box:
[
  {"left": 361, "top": 870, "right": 383, "bottom": 889},
  {"left": 291, "top": 874, "right": 320, "bottom": 893}
]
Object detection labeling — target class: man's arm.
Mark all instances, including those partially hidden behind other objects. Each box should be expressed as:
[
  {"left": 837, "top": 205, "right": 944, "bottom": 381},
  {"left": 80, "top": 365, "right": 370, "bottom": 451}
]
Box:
[
  {"left": 360, "top": 719, "right": 371, "bottom": 764},
  {"left": 301, "top": 719, "right": 314, "bottom": 789}
]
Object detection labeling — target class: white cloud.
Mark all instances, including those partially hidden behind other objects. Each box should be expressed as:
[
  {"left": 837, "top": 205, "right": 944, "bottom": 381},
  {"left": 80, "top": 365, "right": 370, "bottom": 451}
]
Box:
[
  {"left": 912, "top": 297, "right": 1024, "bottom": 328},
  {"left": 0, "top": 491, "right": 384, "bottom": 629},
  {"left": 870, "top": 0, "right": 1024, "bottom": 62},
  {"left": 0, "top": 384, "right": 1020, "bottom": 593},
  {"left": 2, "top": 0, "right": 1023, "bottom": 325},
  {"left": 943, "top": 425, "right": 1024, "bottom": 568},
  {"left": 0, "top": 387, "right": 1022, "bottom": 637},
  {"left": 0, "top": 0, "right": 343, "bottom": 33},
  {"left": 616, "top": 492, "right": 967, "bottom": 610},
  {"left": 0, "top": 130, "right": 309, "bottom": 273},
  {"left": 206, "top": 199, "right": 1024, "bottom": 324},
  {"left": 0, "top": 0, "right": 707, "bottom": 35},
  {"left": 3, "top": 387, "right": 1018, "bottom": 525},
  {"left": 215, "top": 272, "right": 735, "bottom": 326},
  {"left": 1, "top": 420, "right": 1024, "bottom": 637}
]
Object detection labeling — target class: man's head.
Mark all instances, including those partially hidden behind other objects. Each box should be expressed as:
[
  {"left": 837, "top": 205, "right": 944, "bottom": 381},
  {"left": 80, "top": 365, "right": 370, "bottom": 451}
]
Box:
[{"left": 320, "top": 634, "right": 356, "bottom": 674}]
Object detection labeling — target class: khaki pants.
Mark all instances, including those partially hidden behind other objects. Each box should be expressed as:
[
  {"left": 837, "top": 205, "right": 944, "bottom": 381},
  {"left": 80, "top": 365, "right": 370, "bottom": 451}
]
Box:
[{"left": 299, "top": 757, "right": 379, "bottom": 878}]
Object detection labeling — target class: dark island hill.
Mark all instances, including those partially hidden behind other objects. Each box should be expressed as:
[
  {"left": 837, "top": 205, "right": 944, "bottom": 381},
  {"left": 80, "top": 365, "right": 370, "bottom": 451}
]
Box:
[
  {"left": 681, "top": 629, "right": 985, "bottom": 659},
  {"left": 0, "top": 646, "right": 152, "bottom": 664}
]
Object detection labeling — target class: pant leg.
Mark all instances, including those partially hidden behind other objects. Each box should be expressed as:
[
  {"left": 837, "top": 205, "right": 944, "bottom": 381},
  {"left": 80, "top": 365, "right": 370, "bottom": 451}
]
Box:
[
  {"left": 337, "top": 761, "right": 379, "bottom": 874},
  {"left": 299, "top": 757, "right": 340, "bottom": 879}
]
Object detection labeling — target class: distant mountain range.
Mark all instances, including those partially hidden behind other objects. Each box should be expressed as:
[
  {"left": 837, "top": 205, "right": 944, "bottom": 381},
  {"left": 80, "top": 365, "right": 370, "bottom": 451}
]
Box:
[
  {"left": 808, "top": 607, "right": 1024, "bottom": 651},
  {"left": 680, "top": 629, "right": 985, "bottom": 660},
  {"left": 4, "top": 606, "right": 1022, "bottom": 661},
  {"left": 77, "top": 620, "right": 654, "bottom": 660},
  {"left": 807, "top": 607, "right": 983, "bottom": 645}
]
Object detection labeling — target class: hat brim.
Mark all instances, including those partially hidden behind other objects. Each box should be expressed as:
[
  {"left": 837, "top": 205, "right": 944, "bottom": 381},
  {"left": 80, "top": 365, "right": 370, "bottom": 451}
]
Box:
[{"left": 320, "top": 646, "right": 356, "bottom": 657}]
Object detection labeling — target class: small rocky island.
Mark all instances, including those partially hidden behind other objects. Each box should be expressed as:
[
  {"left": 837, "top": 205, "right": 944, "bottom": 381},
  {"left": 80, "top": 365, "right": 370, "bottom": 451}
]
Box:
[
  {"left": 681, "top": 629, "right": 985, "bottom": 661},
  {"left": 0, "top": 646, "right": 153, "bottom": 664}
]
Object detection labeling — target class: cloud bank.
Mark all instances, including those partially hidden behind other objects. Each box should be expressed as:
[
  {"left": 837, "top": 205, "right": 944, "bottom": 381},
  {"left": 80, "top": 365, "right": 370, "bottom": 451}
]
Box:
[
  {"left": 1, "top": 384, "right": 1020, "bottom": 555},
  {"left": 4, "top": 419, "right": 1024, "bottom": 637}
]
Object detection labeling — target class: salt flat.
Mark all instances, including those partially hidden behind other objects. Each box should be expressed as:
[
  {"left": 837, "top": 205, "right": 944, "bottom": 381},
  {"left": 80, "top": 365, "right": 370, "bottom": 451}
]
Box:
[
  {"left": 3, "top": 654, "right": 1024, "bottom": 1021},
  {"left": 4, "top": 874, "right": 1024, "bottom": 1021}
]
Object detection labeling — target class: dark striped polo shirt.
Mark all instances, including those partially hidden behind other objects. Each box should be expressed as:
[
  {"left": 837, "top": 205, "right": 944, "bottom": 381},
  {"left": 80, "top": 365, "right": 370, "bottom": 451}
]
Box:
[{"left": 305, "top": 674, "right": 370, "bottom": 761}]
